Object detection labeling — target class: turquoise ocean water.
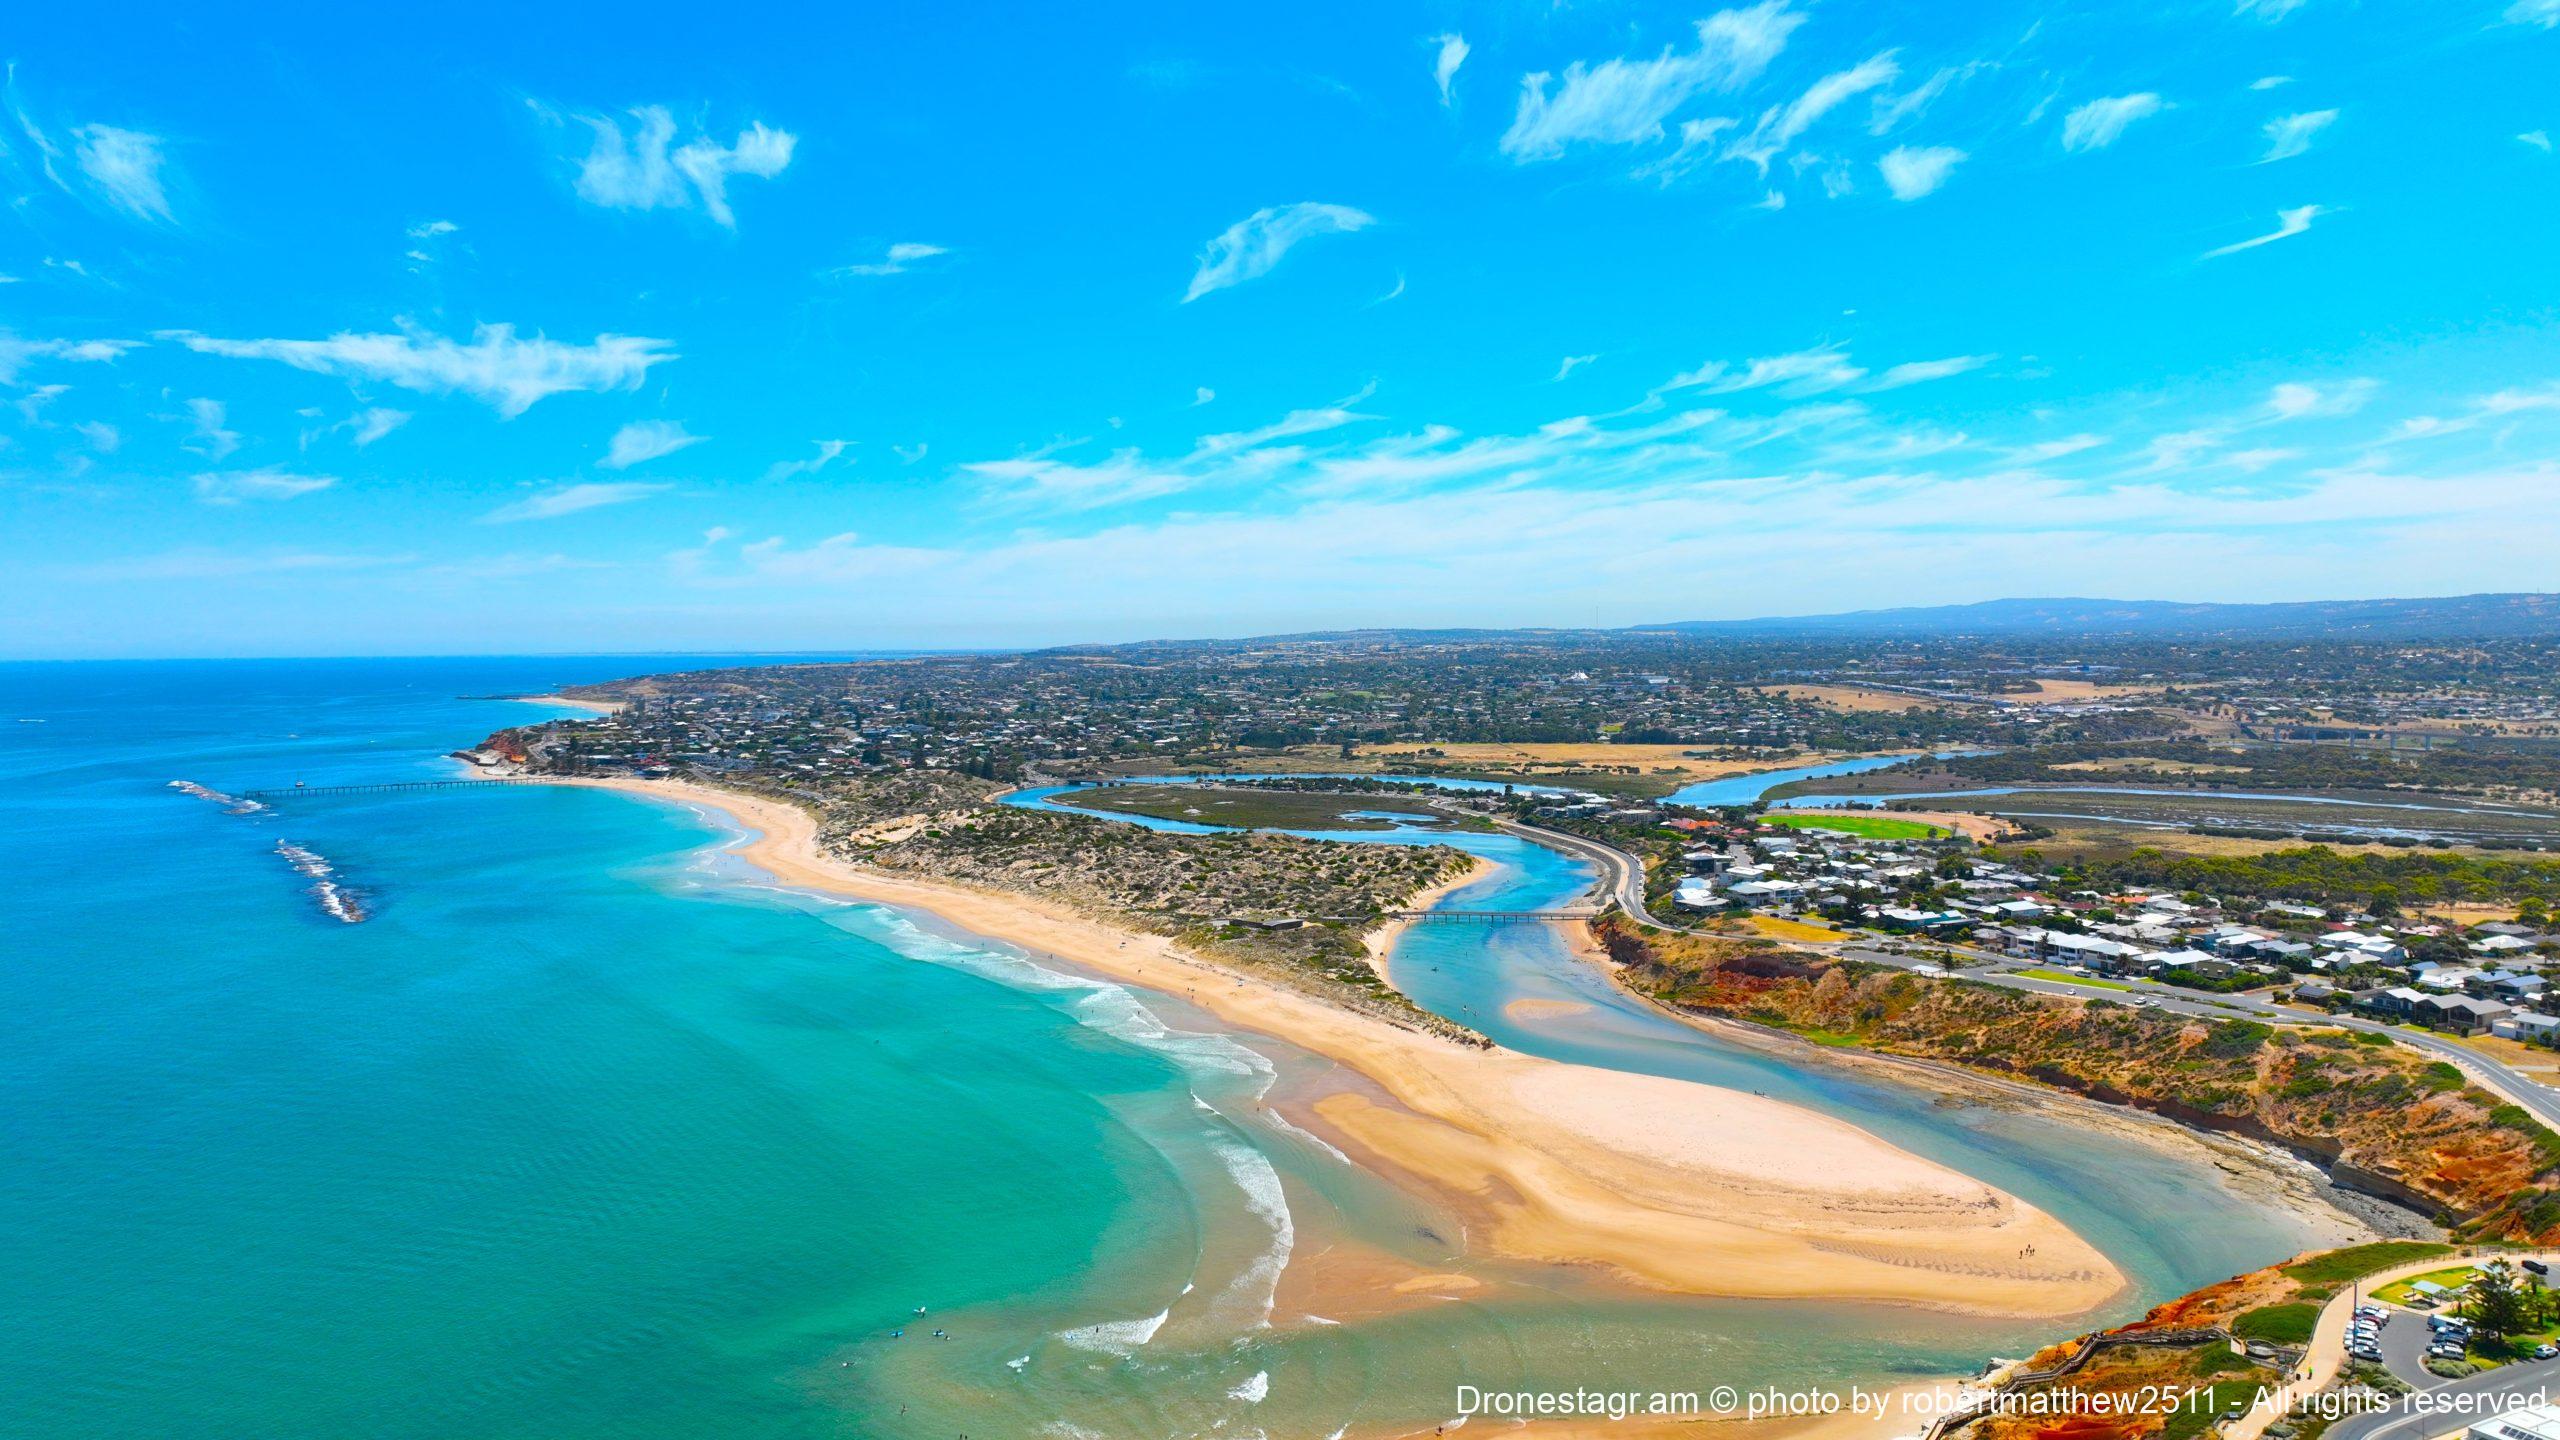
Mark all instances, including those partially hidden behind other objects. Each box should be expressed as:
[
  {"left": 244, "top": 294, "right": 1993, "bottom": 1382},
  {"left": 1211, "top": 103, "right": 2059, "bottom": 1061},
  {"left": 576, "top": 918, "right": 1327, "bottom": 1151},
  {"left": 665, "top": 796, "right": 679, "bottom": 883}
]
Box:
[{"left": 1, "top": 661, "right": 2339, "bottom": 1440}]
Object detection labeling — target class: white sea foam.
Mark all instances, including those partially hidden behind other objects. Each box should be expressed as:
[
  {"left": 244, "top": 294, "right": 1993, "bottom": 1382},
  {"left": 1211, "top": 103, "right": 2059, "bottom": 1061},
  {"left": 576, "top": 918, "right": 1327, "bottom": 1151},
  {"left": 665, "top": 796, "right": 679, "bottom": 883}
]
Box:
[
  {"left": 1006, "top": 1354, "right": 1029, "bottom": 1371},
  {"left": 168, "top": 779, "right": 267, "bottom": 815},
  {"left": 769, "top": 903, "right": 1308, "bottom": 1333},
  {"left": 1202, "top": 1126, "right": 1295, "bottom": 1328},
  {"left": 1228, "top": 1370, "right": 1270, "bottom": 1404},
  {"left": 1263, "top": 1107, "right": 1351, "bottom": 1166},
  {"left": 275, "top": 841, "right": 367, "bottom": 923},
  {"left": 1056, "top": 1307, "right": 1170, "bottom": 1355}
]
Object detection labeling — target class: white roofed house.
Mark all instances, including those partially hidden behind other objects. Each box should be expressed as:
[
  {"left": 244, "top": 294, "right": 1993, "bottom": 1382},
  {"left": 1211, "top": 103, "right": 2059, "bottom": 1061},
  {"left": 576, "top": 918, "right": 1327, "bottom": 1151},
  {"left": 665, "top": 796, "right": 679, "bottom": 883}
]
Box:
[
  {"left": 1723, "top": 879, "right": 1802, "bottom": 907},
  {"left": 2493, "top": 1011, "right": 2560, "bottom": 1045},
  {"left": 2038, "top": 933, "right": 2140, "bottom": 972}
]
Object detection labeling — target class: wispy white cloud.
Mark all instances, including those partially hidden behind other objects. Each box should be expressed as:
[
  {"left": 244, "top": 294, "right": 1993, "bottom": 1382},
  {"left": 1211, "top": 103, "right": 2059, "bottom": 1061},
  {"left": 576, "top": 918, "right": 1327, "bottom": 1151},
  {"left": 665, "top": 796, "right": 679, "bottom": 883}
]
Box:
[
  {"left": 2266, "top": 378, "right": 2376, "bottom": 419},
  {"left": 2507, "top": 0, "right": 2560, "bottom": 28},
  {"left": 73, "top": 125, "right": 173, "bottom": 221},
  {"left": 2061, "top": 93, "right": 2165, "bottom": 152},
  {"left": 1195, "top": 393, "right": 1378, "bottom": 455},
  {"left": 1500, "top": 1, "right": 1802, "bottom": 160},
  {"left": 1724, "top": 51, "right": 1900, "bottom": 174},
  {"left": 962, "top": 451, "right": 1196, "bottom": 511},
  {"left": 193, "top": 468, "right": 334, "bottom": 504},
  {"left": 0, "top": 334, "right": 139, "bottom": 385},
  {"left": 1877, "top": 144, "right": 1964, "bottom": 200},
  {"left": 482, "top": 481, "right": 670, "bottom": 523},
  {"left": 184, "top": 398, "right": 241, "bottom": 460},
  {"left": 548, "top": 103, "right": 795, "bottom": 228},
  {"left": 2522, "top": 130, "right": 2553, "bottom": 153},
  {"left": 2236, "top": 0, "right": 2310, "bottom": 19},
  {"left": 14, "top": 383, "right": 68, "bottom": 423},
  {"left": 2258, "top": 109, "right": 2337, "bottom": 162},
  {"left": 1866, "top": 353, "right": 1993, "bottom": 389},
  {"left": 1868, "top": 64, "right": 1975, "bottom": 136},
  {"left": 1192, "top": 387, "right": 1216, "bottom": 406},
  {"left": 1633, "top": 116, "right": 1738, "bottom": 184},
  {"left": 2250, "top": 75, "right": 2294, "bottom": 91},
  {"left": 763, "top": 439, "right": 852, "bottom": 481},
  {"left": 1183, "top": 203, "right": 1376, "bottom": 302},
  {"left": 165, "top": 323, "right": 675, "bottom": 417},
  {"left": 2009, "top": 434, "right": 2109, "bottom": 463},
  {"left": 1662, "top": 343, "right": 1863, "bottom": 396},
  {"left": 1555, "top": 354, "right": 1599, "bottom": 381},
  {"left": 602, "top": 419, "right": 706, "bottom": 470},
  {"left": 2201, "top": 204, "right": 2324, "bottom": 259},
  {"left": 1659, "top": 343, "right": 1986, "bottom": 399},
  {"left": 5, "top": 74, "right": 180, "bottom": 224},
  {"left": 830, "top": 242, "right": 949, "bottom": 278},
  {"left": 1430, "top": 33, "right": 1469, "bottom": 106},
  {"left": 344, "top": 408, "right": 410, "bottom": 447},
  {"left": 68, "top": 549, "right": 414, "bottom": 583}
]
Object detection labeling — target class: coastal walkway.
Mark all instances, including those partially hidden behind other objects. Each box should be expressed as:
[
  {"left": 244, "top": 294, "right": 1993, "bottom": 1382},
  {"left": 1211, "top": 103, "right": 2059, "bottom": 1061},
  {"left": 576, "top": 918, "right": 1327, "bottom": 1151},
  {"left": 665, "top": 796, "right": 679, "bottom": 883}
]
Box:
[
  {"left": 242, "top": 779, "right": 533, "bottom": 800},
  {"left": 2248, "top": 1247, "right": 2560, "bottom": 1440}
]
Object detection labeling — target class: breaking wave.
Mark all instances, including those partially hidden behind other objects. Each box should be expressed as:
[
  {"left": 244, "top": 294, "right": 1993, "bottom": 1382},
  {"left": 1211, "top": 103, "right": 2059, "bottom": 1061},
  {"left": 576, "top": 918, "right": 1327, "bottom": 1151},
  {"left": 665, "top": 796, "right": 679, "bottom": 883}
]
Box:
[
  {"left": 275, "top": 841, "right": 367, "bottom": 924},
  {"left": 1056, "top": 1308, "right": 1171, "bottom": 1355},
  {"left": 168, "top": 779, "right": 267, "bottom": 816}
]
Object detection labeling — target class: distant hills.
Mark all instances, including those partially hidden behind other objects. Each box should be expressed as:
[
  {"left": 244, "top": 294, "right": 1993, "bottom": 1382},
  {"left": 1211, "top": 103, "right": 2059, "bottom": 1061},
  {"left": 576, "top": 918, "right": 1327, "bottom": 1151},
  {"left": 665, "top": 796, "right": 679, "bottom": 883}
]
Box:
[{"left": 1641, "top": 593, "right": 2560, "bottom": 640}]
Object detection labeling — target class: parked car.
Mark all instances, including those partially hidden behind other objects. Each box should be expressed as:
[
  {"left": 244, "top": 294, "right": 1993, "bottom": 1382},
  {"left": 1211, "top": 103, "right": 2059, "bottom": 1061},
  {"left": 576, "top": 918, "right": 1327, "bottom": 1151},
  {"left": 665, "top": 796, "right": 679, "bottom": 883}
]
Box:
[{"left": 2536, "top": 1343, "right": 2558, "bottom": 1360}]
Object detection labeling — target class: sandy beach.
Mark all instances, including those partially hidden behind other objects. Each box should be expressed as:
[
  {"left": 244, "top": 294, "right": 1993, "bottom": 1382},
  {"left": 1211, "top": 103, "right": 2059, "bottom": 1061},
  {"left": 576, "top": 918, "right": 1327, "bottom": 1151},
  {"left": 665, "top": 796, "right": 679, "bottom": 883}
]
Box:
[
  {"left": 545, "top": 773, "right": 2124, "bottom": 1320},
  {"left": 512, "top": 693, "right": 625, "bottom": 714}
]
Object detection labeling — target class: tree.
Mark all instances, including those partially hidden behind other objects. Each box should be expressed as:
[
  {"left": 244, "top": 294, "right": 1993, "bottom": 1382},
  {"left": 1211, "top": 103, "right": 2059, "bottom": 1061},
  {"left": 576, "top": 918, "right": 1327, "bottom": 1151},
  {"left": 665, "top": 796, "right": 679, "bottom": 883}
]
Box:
[{"left": 2465, "top": 1261, "right": 2531, "bottom": 1342}]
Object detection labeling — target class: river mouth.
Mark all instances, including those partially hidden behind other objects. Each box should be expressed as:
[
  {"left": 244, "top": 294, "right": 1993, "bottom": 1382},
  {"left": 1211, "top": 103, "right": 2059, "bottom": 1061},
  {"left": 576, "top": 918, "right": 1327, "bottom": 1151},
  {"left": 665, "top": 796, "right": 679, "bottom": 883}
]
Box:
[
  {"left": 1011, "top": 775, "right": 2369, "bottom": 1303},
  {"left": 8, "top": 662, "right": 2372, "bottom": 1440}
]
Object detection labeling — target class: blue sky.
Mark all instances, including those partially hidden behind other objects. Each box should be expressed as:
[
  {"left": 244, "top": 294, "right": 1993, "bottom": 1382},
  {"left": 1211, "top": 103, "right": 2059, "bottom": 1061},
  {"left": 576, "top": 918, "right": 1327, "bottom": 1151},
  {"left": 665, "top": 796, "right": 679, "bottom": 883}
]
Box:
[{"left": 5, "top": 0, "right": 2559, "bottom": 658}]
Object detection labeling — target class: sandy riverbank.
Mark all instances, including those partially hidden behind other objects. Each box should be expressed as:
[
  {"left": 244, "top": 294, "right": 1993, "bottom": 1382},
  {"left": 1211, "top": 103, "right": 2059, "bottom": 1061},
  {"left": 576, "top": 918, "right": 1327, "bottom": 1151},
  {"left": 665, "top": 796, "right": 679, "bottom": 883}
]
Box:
[{"left": 543, "top": 773, "right": 2125, "bottom": 1320}]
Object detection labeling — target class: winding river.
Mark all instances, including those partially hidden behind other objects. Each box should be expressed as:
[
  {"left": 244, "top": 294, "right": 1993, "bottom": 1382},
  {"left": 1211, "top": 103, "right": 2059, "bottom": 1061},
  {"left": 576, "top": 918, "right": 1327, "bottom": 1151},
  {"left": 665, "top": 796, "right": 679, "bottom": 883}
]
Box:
[{"left": 1012, "top": 777, "right": 2354, "bottom": 1313}]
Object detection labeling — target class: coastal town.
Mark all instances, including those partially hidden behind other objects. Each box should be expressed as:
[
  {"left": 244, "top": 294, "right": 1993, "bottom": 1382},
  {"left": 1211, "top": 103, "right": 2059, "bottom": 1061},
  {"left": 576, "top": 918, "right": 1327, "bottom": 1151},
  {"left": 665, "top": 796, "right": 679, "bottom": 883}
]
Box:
[
  {"left": 37, "top": 2, "right": 2560, "bottom": 1436},
  {"left": 452, "top": 619, "right": 2560, "bottom": 1440}
]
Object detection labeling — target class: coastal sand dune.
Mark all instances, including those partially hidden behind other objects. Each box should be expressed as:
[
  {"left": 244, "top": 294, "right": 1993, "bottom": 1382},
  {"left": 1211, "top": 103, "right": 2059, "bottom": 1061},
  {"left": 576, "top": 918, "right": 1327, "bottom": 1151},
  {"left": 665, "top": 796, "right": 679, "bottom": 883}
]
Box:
[{"left": 559, "top": 775, "right": 2123, "bottom": 1320}]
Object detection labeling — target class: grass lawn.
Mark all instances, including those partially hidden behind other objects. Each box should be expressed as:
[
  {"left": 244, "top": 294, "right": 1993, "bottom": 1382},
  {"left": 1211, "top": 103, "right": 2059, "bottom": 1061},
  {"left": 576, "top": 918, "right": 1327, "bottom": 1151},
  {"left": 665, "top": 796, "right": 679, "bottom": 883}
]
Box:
[
  {"left": 1766, "top": 812, "right": 1947, "bottom": 840},
  {"left": 2233, "top": 1302, "right": 2320, "bottom": 1344},
  {"left": 2014, "top": 967, "right": 2135, "bottom": 991},
  {"left": 1058, "top": 784, "right": 1454, "bottom": 832},
  {"left": 2372, "top": 1265, "right": 2481, "bottom": 1306},
  {"left": 2279, "top": 1241, "right": 2456, "bottom": 1299}
]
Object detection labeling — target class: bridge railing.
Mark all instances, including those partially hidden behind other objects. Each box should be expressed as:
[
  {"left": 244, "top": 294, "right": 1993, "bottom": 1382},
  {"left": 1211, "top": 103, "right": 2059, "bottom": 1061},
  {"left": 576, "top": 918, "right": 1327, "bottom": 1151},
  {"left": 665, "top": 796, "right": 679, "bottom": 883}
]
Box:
[{"left": 239, "top": 778, "right": 534, "bottom": 800}]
